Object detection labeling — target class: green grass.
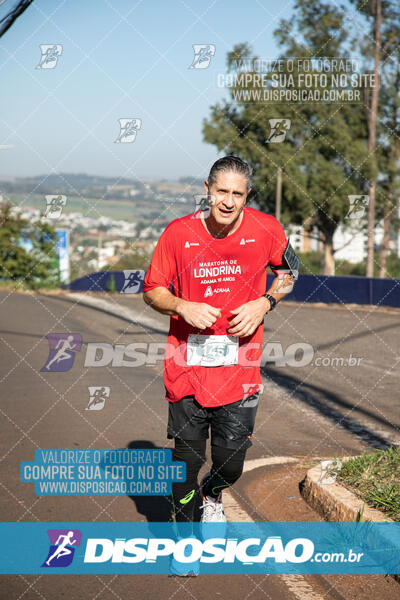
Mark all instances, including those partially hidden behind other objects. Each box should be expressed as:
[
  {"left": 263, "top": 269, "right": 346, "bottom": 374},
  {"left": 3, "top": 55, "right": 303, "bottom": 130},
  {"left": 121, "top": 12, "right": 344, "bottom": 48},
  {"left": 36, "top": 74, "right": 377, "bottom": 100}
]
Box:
[
  {"left": 336, "top": 446, "right": 400, "bottom": 521},
  {"left": 7, "top": 193, "right": 192, "bottom": 222},
  {"left": 0, "top": 279, "right": 60, "bottom": 292}
]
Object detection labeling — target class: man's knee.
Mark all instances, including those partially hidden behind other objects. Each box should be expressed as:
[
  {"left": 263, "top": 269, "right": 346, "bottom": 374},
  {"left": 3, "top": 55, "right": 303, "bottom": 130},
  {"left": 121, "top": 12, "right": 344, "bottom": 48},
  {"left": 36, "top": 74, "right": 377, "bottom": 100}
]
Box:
[
  {"left": 211, "top": 444, "right": 247, "bottom": 483},
  {"left": 173, "top": 438, "right": 206, "bottom": 472}
]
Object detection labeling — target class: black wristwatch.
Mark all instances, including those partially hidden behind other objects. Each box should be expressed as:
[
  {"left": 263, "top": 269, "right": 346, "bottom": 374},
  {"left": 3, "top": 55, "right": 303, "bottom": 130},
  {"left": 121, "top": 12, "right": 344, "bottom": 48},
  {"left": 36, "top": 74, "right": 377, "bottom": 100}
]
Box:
[{"left": 263, "top": 293, "right": 277, "bottom": 311}]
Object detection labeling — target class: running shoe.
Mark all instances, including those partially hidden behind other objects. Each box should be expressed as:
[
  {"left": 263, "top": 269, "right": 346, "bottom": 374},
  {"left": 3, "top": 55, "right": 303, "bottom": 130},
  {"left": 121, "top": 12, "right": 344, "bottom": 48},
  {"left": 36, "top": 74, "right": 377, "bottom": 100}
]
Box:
[{"left": 199, "top": 472, "right": 227, "bottom": 539}]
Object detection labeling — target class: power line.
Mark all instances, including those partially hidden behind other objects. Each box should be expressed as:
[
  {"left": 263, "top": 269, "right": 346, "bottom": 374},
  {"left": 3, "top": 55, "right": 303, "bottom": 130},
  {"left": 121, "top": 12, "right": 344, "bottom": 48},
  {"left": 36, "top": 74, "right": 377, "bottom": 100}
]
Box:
[{"left": 0, "top": 0, "right": 35, "bottom": 38}]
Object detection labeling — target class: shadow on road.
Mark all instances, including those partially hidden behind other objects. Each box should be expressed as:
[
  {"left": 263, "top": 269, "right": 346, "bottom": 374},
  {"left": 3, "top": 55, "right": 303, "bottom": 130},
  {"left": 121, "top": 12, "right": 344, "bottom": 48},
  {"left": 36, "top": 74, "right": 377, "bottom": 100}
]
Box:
[
  {"left": 261, "top": 365, "right": 397, "bottom": 450},
  {"left": 125, "top": 440, "right": 173, "bottom": 523}
]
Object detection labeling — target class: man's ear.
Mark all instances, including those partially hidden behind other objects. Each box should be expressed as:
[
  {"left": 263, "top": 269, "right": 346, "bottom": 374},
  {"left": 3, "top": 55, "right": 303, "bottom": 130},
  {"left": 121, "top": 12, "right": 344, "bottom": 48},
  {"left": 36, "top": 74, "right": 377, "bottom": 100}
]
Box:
[
  {"left": 204, "top": 180, "right": 209, "bottom": 195},
  {"left": 245, "top": 188, "right": 252, "bottom": 202}
]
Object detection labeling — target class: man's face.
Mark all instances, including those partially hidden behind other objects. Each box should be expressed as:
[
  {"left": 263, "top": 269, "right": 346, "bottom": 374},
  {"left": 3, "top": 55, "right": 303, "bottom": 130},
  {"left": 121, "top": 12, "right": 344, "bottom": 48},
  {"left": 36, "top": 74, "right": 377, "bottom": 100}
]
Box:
[{"left": 204, "top": 170, "right": 250, "bottom": 227}]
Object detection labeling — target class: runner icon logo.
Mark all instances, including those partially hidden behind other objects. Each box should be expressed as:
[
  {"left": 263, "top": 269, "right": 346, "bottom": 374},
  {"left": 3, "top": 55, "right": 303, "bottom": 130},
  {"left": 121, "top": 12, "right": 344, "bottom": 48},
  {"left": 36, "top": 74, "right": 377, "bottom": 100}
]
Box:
[
  {"left": 121, "top": 270, "right": 145, "bottom": 294},
  {"left": 266, "top": 119, "right": 291, "bottom": 143},
  {"left": 114, "top": 118, "right": 142, "bottom": 143},
  {"left": 44, "top": 195, "right": 67, "bottom": 219},
  {"left": 40, "top": 333, "right": 82, "bottom": 372},
  {"left": 86, "top": 386, "right": 110, "bottom": 411},
  {"left": 36, "top": 45, "right": 63, "bottom": 69},
  {"left": 188, "top": 44, "right": 216, "bottom": 69},
  {"left": 42, "top": 529, "right": 82, "bottom": 568}
]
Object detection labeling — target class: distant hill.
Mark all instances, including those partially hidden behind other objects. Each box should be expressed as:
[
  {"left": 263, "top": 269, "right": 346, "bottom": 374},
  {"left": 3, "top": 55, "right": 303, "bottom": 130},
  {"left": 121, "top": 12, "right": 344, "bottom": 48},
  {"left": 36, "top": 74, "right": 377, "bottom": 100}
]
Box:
[{"left": 2, "top": 173, "right": 146, "bottom": 194}]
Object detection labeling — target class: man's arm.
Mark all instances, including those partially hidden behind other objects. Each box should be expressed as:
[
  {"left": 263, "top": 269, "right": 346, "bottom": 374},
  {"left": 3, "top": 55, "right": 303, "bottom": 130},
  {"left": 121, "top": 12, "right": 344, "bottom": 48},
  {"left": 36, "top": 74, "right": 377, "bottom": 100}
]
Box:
[
  {"left": 143, "top": 286, "right": 182, "bottom": 316},
  {"left": 228, "top": 240, "right": 300, "bottom": 337},
  {"left": 143, "top": 287, "right": 221, "bottom": 330},
  {"left": 227, "top": 273, "right": 291, "bottom": 337}
]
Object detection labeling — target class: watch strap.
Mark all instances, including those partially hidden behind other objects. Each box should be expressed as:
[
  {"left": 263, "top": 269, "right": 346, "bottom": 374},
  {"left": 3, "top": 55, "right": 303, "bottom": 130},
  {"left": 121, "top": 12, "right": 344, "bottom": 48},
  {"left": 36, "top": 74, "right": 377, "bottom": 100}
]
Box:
[{"left": 264, "top": 293, "right": 277, "bottom": 311}]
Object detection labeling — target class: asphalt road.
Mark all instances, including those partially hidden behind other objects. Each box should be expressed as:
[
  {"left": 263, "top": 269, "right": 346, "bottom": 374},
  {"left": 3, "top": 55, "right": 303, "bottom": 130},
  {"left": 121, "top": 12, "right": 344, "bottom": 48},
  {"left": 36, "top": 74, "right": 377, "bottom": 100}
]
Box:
[{"left": 0, "top": 289, "right": 399, "bottom": 600}]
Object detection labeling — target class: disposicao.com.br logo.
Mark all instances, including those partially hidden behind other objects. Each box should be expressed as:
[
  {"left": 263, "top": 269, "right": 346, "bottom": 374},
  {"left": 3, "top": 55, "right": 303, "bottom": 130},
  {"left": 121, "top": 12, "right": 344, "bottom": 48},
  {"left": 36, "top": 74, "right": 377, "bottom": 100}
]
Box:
[
  {"left": 0, "top": 522, "right": 397, "bottom": 574},
  {"left": 83, "top": 534, "right": 361, "bottom": 565}
]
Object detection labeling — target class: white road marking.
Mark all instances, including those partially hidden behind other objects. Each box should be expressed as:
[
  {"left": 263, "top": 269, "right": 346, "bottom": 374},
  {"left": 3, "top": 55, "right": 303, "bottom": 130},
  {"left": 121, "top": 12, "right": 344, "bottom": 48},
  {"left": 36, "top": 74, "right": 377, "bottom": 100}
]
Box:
[
  {"left": 360, "top": 360, "right": 400, "bottom": 378},
  {"left": 66, "top": 293, "right": 167, "bottom": 332},
  {"left": 224, "top": 456, "right": 327, "bottom": 600},
  {"left": 244, "top": 457, "right": 299, "bottom": 472}
]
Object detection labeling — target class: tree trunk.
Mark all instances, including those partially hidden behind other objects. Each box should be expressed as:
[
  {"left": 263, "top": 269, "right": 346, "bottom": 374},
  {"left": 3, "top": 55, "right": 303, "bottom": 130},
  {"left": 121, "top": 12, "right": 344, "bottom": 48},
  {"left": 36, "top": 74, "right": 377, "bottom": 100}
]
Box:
[
  {"left": 323, "top": 232, "right": 335, "bottom": 276},
  {"left": 378, "top": 42, "right": 400, "bottom": 278},
  {"left": 366, "top": 0, "right": 381, "bottom": 278},
  {"left": 378, "top": 191, "right": 392, "bottom": 278}
]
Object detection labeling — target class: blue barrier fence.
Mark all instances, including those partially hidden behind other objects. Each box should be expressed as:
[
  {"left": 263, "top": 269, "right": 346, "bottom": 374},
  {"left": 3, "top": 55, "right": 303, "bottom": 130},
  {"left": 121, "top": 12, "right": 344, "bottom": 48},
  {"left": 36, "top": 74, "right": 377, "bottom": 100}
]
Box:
[{"left": 65, "top": 271, "right": 400, "bottom": 308}]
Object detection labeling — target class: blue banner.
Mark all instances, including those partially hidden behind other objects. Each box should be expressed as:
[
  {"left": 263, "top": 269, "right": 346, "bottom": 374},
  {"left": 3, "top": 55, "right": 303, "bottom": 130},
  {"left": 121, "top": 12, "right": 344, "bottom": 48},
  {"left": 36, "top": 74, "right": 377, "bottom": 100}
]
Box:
[
  {"left": 0, "top": 522, "right": 399, "bottom": 575},
  {"left": 20, "top": 449, "right": 185, "bottom": 496}
]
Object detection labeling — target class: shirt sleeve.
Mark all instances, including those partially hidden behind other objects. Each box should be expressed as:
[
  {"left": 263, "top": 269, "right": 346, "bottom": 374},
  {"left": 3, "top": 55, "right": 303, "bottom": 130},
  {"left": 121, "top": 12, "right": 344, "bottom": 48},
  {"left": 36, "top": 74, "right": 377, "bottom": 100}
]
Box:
[
  {"left": 268, "top": 219, "right": 288, "bottom": 273},
  {"left": 143, "top": 224, "right": 177, "bottom": 292}
]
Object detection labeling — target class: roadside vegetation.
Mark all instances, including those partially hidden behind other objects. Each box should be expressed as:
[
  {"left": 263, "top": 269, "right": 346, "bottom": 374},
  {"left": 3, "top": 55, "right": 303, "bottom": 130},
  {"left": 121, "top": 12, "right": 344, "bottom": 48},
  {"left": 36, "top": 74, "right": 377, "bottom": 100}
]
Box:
[{"left": 336, "top": 446, "right": 400, "bottom": 521}]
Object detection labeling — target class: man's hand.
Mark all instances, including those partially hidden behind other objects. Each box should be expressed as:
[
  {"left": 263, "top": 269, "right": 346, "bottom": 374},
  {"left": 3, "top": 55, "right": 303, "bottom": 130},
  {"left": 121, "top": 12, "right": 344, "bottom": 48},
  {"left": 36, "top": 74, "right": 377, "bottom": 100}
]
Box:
[
  {"left": 177, "top": 300, "right": 221, "bottom": 330},
  {"left": 227, "top": 297, "right": 270, "bottom": 337}
]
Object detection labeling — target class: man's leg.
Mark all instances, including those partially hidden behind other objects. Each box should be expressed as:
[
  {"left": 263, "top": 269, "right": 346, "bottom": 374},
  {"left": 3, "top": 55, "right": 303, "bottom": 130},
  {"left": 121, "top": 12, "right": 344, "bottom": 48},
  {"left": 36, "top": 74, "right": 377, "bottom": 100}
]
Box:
[
  {"left": 201, "top": 443, "right": 247, "bottom": 499},
  {"left": 167, "top": 396, "right": 209, "bottom": 536},
  {"left": 201, "top": 392, "right": 259, "bottom": 500},
  {"left": 171, "top": 438, "right": 206, "bottom": 536}
]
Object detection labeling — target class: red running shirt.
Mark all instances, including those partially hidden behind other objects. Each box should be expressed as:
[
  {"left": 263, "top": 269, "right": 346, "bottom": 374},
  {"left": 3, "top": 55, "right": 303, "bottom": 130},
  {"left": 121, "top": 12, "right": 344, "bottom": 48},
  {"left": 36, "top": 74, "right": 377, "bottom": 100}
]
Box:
[{"left": 143, "top": 206, "right": 287, "bottom": 407}]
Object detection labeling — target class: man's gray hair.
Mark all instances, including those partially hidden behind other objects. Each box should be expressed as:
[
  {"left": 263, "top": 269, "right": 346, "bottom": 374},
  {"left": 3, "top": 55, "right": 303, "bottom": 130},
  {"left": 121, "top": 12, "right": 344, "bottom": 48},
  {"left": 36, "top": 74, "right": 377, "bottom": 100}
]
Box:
[{"left": 208, "top": 155, "right": 252, "bottom": 191}]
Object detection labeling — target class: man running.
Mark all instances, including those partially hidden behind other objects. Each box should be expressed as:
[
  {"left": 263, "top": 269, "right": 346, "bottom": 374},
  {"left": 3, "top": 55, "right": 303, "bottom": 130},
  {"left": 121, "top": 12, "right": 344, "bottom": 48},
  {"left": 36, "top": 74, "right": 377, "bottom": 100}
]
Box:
[{"left": 143, "top": 156, "right": 298, "bottom": 566}]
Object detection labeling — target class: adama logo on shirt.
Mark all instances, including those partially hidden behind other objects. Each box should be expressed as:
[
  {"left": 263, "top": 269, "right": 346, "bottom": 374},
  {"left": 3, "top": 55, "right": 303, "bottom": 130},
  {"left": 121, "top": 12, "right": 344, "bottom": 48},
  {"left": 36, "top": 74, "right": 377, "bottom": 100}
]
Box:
[
  {"left": 185, "top": 241, "right": 200, "bottom": 248},
  {"left": 204, "top": 286, "right": 230, "bottom": 297},
  {"left": 239, "top": 238, "right": 255, "bottom": 245}
]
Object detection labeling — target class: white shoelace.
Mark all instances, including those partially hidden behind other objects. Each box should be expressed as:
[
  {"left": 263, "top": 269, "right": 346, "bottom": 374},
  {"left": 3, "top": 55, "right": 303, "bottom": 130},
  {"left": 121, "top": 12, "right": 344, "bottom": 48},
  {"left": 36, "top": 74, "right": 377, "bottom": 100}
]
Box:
[{"left": 200, "top": 495, "right": 225, "bottom": 521}]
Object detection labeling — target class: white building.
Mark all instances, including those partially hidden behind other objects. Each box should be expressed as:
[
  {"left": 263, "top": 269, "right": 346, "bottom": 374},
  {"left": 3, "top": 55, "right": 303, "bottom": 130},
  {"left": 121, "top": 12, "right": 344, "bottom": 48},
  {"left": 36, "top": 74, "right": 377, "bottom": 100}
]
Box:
[{"left": 287, "top": 221, "right": 397, "bottom": 264}]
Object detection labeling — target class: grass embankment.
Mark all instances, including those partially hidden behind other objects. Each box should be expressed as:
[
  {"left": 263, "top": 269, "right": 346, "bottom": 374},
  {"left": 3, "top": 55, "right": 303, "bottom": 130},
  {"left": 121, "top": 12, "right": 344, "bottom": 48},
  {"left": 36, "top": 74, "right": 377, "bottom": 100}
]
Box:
[{"left": 336, "top": 446, "right": 400, "bottom": 521}]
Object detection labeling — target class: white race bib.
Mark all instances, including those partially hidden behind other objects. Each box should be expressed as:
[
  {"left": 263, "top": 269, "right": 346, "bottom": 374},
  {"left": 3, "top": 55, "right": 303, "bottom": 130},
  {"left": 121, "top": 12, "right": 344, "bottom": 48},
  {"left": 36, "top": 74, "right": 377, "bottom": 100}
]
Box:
[{"left": 186, "top": 334, "right": 239, "bottom": 367}]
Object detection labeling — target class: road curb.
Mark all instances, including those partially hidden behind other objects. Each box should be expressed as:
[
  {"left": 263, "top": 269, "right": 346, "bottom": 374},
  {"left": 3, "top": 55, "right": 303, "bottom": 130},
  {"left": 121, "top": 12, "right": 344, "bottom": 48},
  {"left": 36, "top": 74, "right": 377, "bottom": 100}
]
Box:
[{"left": 301, "top": 458, "right": 399, "bottom": 584}]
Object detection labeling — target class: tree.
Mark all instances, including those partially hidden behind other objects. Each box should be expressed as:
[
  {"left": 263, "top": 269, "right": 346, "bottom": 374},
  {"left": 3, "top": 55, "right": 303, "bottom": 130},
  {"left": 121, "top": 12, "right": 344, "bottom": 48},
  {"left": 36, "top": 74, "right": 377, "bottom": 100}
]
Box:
[
  {"left": 203, "top": 1, "right": 369, "bottom": 275},
  {"left": 377, "top": 57, "right": 400, "bottom": 277},
  {"left": 349, "top": 0, "right": 400, "bottom": 276},
  {"left": 112, "top": 251, "right": 150, "bottom": 271},
  {"left": 0, "top": 201, "right": 59, "bottom": 288}
]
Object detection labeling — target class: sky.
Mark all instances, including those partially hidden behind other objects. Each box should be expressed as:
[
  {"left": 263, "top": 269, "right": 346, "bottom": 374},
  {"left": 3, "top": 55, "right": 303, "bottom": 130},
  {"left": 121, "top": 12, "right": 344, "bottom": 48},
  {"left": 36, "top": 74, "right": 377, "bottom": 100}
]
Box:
[{"left": 0, "top": 0, "right": 359, "bottom": 182}]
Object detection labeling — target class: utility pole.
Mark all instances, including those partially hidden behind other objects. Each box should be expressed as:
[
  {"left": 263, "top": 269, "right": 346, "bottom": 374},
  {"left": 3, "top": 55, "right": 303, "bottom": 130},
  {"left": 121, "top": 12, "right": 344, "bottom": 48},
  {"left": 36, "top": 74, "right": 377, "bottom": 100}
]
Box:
[
  {"left": 366, "top": 0, "right": 381, "bottom": 277},
  {"left": 98, "top": 232, "right": 102, "bottom": 270},
  {"left": 276, "top": 167, "right": 282, "bottom": 221}
]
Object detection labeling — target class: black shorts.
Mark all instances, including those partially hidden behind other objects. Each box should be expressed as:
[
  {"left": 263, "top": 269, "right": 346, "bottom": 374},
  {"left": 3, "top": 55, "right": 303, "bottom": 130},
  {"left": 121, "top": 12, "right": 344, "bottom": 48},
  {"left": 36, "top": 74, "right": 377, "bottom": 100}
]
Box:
[{"left": 167, "top": 393, "right": 259, "bottom": 450}]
